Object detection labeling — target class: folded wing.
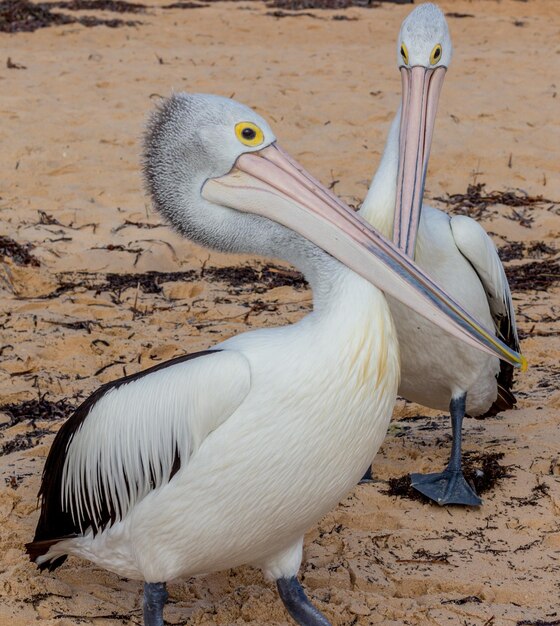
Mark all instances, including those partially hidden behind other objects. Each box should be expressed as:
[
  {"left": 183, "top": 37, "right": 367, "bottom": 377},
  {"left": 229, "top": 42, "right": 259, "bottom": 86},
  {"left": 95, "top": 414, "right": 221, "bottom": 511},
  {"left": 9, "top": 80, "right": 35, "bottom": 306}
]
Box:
[
  {"left": 28, "top": 349, "right": 251, "bottom": 569},
  {"left": 450, "top": 215, "right": 520, "bottom": 411}
]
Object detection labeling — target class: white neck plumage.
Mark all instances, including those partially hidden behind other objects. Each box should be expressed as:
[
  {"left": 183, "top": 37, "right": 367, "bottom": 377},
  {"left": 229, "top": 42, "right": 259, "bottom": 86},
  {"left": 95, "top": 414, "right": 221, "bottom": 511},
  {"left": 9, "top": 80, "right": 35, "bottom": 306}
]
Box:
[{"left": 359, "top": 107, "right": 401, "bottom": 238}]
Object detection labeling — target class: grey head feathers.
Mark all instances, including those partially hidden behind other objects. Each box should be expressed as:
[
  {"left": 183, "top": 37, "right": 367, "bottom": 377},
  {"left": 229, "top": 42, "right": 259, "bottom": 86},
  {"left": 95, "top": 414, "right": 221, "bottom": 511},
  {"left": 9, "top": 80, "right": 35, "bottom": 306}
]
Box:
[
  {"left": 397, "top": 3, "right": 452, "bottom": 68},
  {"left": 142, "top": 93, "right": 278, "bottom": 255},
  {"left": 142, "top": 93, "right": 327, "bottom": 277}
]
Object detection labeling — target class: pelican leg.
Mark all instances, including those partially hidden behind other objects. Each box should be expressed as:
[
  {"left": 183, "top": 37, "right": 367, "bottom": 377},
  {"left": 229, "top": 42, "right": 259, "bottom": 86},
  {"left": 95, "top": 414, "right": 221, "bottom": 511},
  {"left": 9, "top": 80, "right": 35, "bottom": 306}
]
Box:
[
  {"left": 143, "top": 582, "right": 168, "bottom": 626},
  {"left": 359, "top": 465, "right": 373, "bottom": 483},
  {"left": 277, "top": 577, "right": 331, "bottom": 626},
  {"left": 410, "top": 393, "right": 482, "bottom": 506}
]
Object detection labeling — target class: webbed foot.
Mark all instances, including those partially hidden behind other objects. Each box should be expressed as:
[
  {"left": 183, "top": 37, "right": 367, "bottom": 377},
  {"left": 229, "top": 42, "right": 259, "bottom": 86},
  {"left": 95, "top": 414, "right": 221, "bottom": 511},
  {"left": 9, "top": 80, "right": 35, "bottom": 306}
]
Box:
[{"left": 410, "top": 469, "right": 481, "bottom": 506}]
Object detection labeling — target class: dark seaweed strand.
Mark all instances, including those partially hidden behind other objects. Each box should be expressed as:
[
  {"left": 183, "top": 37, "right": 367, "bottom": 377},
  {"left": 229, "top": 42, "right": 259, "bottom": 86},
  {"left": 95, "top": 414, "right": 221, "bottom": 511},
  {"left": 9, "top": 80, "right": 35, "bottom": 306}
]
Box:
[{"left": 26, "top": 349, "right": 221, "bottom": 571}]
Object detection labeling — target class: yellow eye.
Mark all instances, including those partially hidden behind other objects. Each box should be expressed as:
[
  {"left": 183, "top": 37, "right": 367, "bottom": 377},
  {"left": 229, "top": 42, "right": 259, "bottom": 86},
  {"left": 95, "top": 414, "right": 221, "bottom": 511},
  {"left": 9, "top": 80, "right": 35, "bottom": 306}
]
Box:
[
  {"left": 235, "top": 122, "right": 264, "bottom": 148},
  {"left": 400, "top": 42, "right": 409, "bottom": 65},
  {"left": 430, "top": 44, "right": 442, "bottom": 65}
]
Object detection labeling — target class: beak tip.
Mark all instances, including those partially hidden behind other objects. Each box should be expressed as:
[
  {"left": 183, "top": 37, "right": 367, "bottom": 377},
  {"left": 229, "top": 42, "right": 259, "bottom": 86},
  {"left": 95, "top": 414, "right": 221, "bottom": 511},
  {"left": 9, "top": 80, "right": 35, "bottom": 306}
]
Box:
[{"left": 520, "top": 355, "right": 528, "bottom": 372}]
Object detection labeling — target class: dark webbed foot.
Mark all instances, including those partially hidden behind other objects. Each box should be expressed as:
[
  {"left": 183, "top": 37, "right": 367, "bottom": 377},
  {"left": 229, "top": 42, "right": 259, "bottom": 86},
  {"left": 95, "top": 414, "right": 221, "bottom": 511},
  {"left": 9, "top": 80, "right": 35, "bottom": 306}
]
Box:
[
  {"left": 143, "top": 582, "right": 168, "bottom": 626},
  {"left": 277, "top": 576, "right": 331, "bottom": 626},
  {"left": 410, "top": 392, "right": 481, "bottom": 507},
  {"left": 410, "top": 468, "right": 481, "bottom": 506}
]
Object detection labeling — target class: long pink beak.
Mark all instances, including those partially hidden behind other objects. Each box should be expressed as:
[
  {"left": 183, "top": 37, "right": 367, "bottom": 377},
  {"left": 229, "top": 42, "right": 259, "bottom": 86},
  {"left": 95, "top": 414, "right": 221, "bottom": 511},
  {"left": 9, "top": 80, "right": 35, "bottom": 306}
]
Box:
[
  {"left": 393, "top": 66, "right": 446, "bottom": 257},
  {"left": 201, "top": 143, "right": 525, "bottom": 369}
]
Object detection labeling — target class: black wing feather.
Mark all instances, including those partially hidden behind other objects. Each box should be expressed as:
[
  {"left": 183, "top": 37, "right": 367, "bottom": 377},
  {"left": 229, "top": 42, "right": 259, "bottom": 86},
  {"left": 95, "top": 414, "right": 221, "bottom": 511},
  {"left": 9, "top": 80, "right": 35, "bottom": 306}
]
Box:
[{"left": 26, "top": 350, "right": 218, "bottom": 571}]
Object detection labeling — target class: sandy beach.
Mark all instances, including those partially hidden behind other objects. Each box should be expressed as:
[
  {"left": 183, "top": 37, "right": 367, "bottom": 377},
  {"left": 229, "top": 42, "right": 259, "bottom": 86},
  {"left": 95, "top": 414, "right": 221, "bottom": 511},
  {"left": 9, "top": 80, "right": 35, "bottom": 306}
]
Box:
[{"left": 0, "top": 0, "right": 559, "bottom": 623}]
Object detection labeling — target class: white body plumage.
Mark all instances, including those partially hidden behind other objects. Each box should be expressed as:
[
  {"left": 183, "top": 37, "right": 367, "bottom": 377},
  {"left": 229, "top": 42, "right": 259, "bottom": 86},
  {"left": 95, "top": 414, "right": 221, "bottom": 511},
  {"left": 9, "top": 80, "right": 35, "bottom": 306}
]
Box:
[
  {"left": 361, "top": 112, "right": 515, "bottom": 415},
  {"left": 42, "top": 266, "right": 399, "bottom": 583}
]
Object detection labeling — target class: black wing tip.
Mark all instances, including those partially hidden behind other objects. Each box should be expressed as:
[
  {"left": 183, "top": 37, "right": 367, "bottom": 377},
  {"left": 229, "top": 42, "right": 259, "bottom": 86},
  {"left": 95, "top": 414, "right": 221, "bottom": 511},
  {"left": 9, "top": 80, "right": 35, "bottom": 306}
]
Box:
[
  {"left": 25, "top": 539, "right": 68, "bottom": 571},
  {"left": 480, "top": 383, "right": 517, "bottom": 418}
]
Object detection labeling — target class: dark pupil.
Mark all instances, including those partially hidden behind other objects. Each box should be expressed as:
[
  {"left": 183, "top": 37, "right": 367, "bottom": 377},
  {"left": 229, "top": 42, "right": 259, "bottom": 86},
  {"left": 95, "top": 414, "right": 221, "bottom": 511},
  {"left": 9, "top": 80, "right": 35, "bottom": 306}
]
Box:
[
  {"left": 401, "top": 46, "right": 406, "bottom": 57},
  {"left": 434, "top": 48, "right": 441, "bottom": 58},
  {"left": 242, "top": 127, "right": 256, "bottom": 140}
]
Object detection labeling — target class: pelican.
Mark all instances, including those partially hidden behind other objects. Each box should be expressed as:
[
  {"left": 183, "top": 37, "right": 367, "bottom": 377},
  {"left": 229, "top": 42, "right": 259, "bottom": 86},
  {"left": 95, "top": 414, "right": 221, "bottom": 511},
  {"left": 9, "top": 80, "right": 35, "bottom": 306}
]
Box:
[
  {"left": 27, "top": 94, "right": 522, "bottom": 626},
  {"left": 360, "top": 3, "right": 522, "bottom": 505}
]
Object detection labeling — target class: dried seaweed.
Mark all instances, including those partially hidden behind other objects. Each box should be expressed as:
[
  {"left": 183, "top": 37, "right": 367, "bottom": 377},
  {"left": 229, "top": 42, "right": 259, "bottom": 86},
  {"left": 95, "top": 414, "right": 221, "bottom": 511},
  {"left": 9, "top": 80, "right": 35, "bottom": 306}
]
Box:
[
  {"left": 266, "top": 0, "right": 410, "bottom": 10},
  {"left": 266, "top": 8, "right": 320, "bottom": 17},
  {"left": 0, "top": 398, "right": 75, "bottom": 429},
  {"left": 52, "top": 264, "right": 307, "bottom": 299},
  {"left": 162, "top": 1, "right": 207, "bottom": 7},
  {"left": 499, "top": 241, "right": 557, "bottom": 262},
  {"left": 463, "top": 451, "right": 510, "bottom": 494},
  {"left": 0, "top": 427, "right": 54, "bottom": 455},
  {"left": 442, "top": 596, "right": 483, "bottom": 605},
  {"left": 527, "top": 242, "right": 556, "bottom": 258},
  {"left": 505, "top": 259, "right": 560, "bottom": 292},
  {"left": 205, "top": 264, "right": 307, "bottom": 291},
  {"left": 384, "top": 474, "right": 426, "bottom": 502},
  {"left": 499, "top": 242, "right": 526, "bottom": 262},
  {"left": 1, "top": 433, "right": 34, "bottom": 455},
  {"left": 0, "top": 0, "right": 141, "bottom": 31},
  {"left": 517, "top": 619, "right": 560, "bottom": 626},
  {"left": 445, "top": 11, "right": 473, "bottom": 18},
  {"left": 0, "top": 0, "right": 72, "bottom": 30},
  {"left": 384, "top": 452, "right": 510, "bottom": 502},
  {"left": 0, "top": 236, "right": 40, "bottom": 266},
  {"left": 434, "top": 183, "right": 559, "bottom": 220},
  {"left": 509, "top": 481, "right": 550, "bottom": 507},
  {"left": 44, "top": 0, "right": 146, "bottom": 11},
  {"left": 69, "top": 12, "right": 139, "bottom": 25}
]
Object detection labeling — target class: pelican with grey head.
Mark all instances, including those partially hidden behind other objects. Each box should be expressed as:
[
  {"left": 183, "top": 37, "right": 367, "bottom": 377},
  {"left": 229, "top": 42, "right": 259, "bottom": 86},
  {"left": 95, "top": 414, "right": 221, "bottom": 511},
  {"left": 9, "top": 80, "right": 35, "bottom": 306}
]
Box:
[{"left": 28, "top": 93, "right": 523, "bottom": 625}]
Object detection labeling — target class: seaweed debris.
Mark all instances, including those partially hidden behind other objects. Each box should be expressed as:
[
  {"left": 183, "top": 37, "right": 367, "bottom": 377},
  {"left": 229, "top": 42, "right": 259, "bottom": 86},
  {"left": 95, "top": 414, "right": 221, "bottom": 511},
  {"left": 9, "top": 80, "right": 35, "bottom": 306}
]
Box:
[
  {"left": 266, "top": 9, "right": 320, "bottom": 17},
  {"left": 508, "top": 481, "right": 550, "bottom": 507},
  {"left": 445, "top": 12, "right": 473, "bottom": 18},
  {"left": 55, "top": 270, "right": 196, "bottom": 297},
  {"left": 527, "top": 241, "right": 556, "bottom": 258},
  {"left": 0, "top": 0, "right": 72, "bottom": 30},
  {"left": 0, "top": 0, "right": 141, "bottom": 32},
  {"left": 266, "top": 0, "right": 410, "bottom": 10},
  {"left": 499, "top": 241, "right": 526, "bottom": 262},
  {"left": 205, "top": 264, "right": 307, "bottom": 292},
  {"left": 162, "top": 1, "right": 207, "bottom": 7},
  {"left": 384, "top": 474, "right": 426, "bottom": 503},
  {"left": 0, "top": 397, "right": 75, "bottom": 429},
  {"left": 442, "top": 596, "right": 482, "bottom": 605},
  {"left": 0, "top": 429, "right": 54, "bottom": 456},
  {"left": 384, "top": 452, "right": 509, "bottom": 503},
  {"left": 53, "top": 264, "right": 307, "bottom": 298},
  {"left": 434, "top": 183, "right": 558, "bottom": 220},
  {"left": 505, "top": 259, "right": 560, "bottom": 292},
  {"left": 44, "top": 0, "right": 146, "bottom": 11},
  {"left": 0, "top": 236, "right": 40, "bottom": 267}
]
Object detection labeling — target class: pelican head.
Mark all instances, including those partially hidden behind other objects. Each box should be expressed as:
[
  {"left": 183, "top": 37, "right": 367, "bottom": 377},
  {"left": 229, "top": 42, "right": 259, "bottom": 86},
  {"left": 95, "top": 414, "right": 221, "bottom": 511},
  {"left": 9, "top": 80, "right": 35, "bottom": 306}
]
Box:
[
  {"left": 393, "top": 3, "right": 451, "bottom": 256},
  {"left": 144, "top": 94, "right": 280, "bottom": 257},
  {"left": 397, "top": 2, "right": 452, "bottom": 69},
  {"left": 143, "top": 93, "right": 524, "bottom": 368}
]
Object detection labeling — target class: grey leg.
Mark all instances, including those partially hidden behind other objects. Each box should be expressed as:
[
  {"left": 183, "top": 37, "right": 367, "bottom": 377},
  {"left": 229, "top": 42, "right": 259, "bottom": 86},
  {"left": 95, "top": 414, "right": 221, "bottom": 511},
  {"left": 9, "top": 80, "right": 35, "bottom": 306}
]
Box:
[
  {"left": 277, "top": 577, "right": 331, "bottom": 626},
  {"left": 143, "top": 582, "right": 168, "bottom": 626},
  {"left": 359, "top": 465, "right": 373, "bottom": 483},
  {"left": 410, "top": 393, "right": 482, "bottom": 506}
]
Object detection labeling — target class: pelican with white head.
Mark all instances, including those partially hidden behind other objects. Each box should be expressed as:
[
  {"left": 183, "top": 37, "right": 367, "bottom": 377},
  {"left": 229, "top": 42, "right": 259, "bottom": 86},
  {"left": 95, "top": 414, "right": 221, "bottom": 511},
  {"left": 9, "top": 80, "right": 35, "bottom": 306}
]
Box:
[
  {"left": 360, "top": 4, "right": 523, "bottom": 506},
  {"left": 394, "top": 2, "right": 452, "bottom": 256}
]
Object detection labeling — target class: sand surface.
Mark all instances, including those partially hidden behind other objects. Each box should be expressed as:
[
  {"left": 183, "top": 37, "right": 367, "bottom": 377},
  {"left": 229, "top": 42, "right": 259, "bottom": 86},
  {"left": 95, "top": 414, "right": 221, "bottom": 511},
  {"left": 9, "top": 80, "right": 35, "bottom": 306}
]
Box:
[{"left": 1, "top": 0, "right": 559, "bottom": 624}]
